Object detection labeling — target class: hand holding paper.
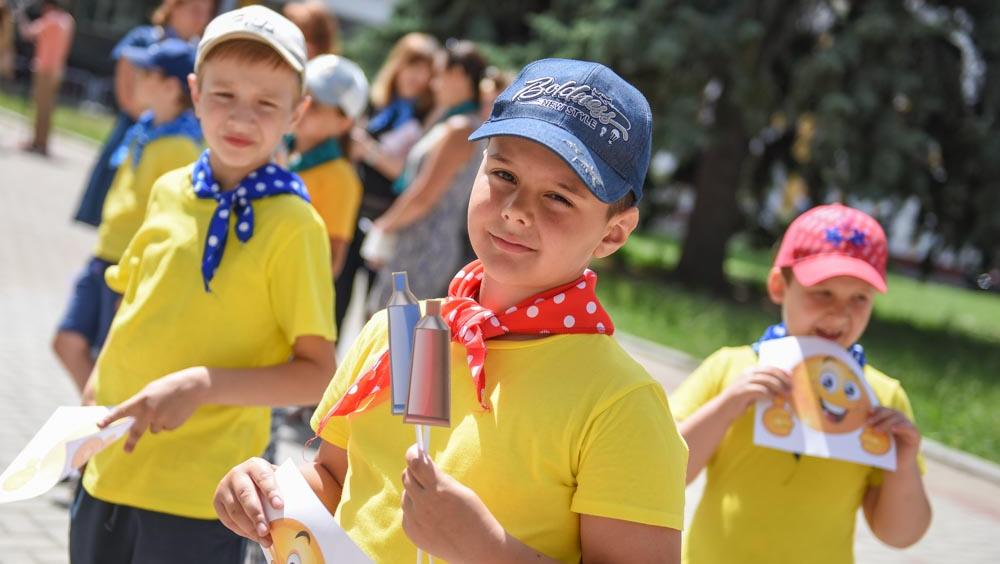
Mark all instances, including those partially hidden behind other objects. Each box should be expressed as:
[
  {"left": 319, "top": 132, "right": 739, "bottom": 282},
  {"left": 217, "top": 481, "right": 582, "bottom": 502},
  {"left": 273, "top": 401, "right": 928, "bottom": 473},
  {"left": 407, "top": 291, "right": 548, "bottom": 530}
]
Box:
[{"left": 214, "top": 457, "right": 283, "bottom": 547}]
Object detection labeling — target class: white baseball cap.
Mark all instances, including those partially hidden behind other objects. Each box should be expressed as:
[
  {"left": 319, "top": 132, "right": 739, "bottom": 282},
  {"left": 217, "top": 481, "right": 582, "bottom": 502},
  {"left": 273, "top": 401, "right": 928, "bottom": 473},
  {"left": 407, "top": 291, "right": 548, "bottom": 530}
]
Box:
[
  {"left": 305, "top": 55, "right": 369, "bottom": 120},
  {"left": 195, "top": 6, "right": 307, "bottom": 76}
]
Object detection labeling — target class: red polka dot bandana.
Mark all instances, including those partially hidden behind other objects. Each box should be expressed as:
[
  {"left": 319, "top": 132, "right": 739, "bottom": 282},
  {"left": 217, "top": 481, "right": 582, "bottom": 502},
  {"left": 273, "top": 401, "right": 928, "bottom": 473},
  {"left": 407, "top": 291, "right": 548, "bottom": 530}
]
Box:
[{"left": 317, "top": 260, "right": 614, "bottom": 427}]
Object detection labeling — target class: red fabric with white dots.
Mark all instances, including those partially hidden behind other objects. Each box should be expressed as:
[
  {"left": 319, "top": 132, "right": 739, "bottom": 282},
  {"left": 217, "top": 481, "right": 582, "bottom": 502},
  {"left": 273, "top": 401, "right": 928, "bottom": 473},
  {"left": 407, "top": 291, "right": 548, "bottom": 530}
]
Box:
[{"left": 318, "top": 260, "right": 614, "bottom": 425}]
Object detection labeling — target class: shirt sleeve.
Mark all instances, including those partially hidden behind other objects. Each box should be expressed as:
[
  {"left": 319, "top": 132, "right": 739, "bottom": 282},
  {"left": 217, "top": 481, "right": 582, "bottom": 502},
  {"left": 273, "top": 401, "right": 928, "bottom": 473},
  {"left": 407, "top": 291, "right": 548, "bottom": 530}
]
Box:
[
  {"left": 571, "top": 383, "right": 689, "bottom": 530},
  {"left": 267, "top": 217, "right": 336, "bottom": 345},
  {"left": 310, "top": 312, "right": 388, "bottom": 448},
  {"left": 324, "top": 164, "right": 362, "bottom": 241},
  {"left": 867, "top": 382, "right": 927, "bottom": 486},
  {"left": 668, "top": 348, "right": 733, "bottom": 421}
]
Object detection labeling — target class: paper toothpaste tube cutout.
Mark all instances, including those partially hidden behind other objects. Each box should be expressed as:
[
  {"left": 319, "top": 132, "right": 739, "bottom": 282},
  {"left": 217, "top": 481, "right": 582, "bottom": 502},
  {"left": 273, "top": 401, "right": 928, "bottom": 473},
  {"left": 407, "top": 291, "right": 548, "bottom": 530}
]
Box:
[
  {"left": 403, "top": 299, "right": 451, "bottom": 427},
  {"left": 387, "top": 272, "right": 421, "bottom": 415}
]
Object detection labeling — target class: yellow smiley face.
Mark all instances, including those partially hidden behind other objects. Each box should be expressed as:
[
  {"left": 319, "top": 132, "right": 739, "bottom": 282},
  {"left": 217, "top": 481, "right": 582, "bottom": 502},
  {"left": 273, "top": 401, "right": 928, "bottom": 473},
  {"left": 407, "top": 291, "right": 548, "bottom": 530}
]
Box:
[
  {"left": 268, "top": 518, "right": 325, "bottom": 564},
  {"left": 791, "top": 356, "right": 871, "bottom": 434}
]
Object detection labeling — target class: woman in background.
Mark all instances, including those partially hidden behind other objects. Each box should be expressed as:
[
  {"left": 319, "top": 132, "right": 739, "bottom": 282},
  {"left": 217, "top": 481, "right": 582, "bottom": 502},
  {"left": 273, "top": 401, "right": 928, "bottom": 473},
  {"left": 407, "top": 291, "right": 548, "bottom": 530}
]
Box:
[
  {"left": 336, "top": 31, "right": 438, "bottom": 328},
  {"left": 366, "top": 39, "right": 487, "bottom": 311},
  {"left": 283, "top": 0, "right": 339, "bottom": 59}
]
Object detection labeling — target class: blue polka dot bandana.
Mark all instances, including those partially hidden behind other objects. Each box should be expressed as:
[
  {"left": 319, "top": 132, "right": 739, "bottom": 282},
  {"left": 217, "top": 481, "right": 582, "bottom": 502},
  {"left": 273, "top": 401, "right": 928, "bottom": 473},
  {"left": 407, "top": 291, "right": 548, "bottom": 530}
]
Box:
[
  {"left": 752, "top": 323, "right": 866, "bottom": 367},
  {"left": 191, "top": 150, "right": 310, "bottom": 291},
  {"left": 110, "top": 110, "right": 203, "bottom": 168}
]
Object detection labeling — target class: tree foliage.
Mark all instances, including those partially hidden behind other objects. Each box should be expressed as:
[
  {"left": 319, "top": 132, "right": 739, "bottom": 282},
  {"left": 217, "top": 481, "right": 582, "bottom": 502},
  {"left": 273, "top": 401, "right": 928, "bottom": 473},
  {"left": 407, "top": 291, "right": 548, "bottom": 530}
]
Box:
[{"left": 345, "top": 0, "right": 1000, "bottom": 290}]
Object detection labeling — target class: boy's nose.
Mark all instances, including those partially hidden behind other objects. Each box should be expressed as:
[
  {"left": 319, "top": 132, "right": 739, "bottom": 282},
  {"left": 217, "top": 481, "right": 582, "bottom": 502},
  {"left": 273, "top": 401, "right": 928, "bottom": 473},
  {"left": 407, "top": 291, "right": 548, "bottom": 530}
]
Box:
[{"left": 501, "top": 194, "right": 532, "bottom": 226}]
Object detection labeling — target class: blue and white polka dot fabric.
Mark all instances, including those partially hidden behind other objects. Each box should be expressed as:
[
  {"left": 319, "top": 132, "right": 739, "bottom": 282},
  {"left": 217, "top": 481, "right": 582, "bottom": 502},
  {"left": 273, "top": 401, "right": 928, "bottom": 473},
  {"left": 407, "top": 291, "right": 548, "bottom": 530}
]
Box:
[
  {"left": 191, "top": 150, "right": 310, "bottom": 291},
  {"left": 752, "top": 323, "right": 867, "bottom": 367}
]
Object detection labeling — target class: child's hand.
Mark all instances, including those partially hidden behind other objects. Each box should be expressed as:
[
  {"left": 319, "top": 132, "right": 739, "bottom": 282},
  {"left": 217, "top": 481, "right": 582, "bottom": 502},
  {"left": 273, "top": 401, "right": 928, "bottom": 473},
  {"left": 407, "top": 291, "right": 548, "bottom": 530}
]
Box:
[
  {"left": 867, "top": 407, "right": 922, "bottom": 466},
  {"left": 97, "top": 367, "right": 210, "bottom": 452},
  {"left": 401, "top": 443, "right": 505, "bottom": 561},
  {"left": 721, "top": 365, "right": 792, "bottom": 415},
  {"left": 214, "top": 457, "right": 282, "bottom": 547}
]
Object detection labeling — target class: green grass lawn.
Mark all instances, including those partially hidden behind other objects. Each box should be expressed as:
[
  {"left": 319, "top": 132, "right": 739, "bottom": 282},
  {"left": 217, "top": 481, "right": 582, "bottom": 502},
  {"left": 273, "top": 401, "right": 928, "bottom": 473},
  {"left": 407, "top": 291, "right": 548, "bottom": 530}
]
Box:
[
  {"left": 598, "top": 233, "right": 1000, "bottom": 463},
  {"left": 0, "top": 90, "right": 113, "bottom": 143}
]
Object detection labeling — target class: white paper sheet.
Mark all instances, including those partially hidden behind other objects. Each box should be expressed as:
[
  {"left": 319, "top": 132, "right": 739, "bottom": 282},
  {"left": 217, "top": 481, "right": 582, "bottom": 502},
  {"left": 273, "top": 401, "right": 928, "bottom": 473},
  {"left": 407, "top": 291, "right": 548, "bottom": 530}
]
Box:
[
  {"left": 0, "top": 406, "right": 134, "bottom": 503},
  {"left": 753, "top": 336, "right": 897, "bottom": 471}
]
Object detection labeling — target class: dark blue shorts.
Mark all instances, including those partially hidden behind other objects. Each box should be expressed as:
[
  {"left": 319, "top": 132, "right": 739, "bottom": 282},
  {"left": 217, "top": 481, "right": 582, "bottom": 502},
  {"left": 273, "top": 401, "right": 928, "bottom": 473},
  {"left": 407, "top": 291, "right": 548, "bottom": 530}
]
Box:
[
  {"left": 69, "top": 485, "right": 245, "bottom": 564},
  {"left": 57, "top": 257, "right": 120, "bottom": 352}
]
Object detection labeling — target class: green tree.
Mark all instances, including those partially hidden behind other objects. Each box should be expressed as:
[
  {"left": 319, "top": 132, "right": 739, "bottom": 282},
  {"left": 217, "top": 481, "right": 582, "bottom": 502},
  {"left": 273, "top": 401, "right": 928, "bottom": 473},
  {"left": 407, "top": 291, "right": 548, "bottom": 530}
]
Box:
[{"left": 346, "top": 0, "right": 1000, "bottom": 291}]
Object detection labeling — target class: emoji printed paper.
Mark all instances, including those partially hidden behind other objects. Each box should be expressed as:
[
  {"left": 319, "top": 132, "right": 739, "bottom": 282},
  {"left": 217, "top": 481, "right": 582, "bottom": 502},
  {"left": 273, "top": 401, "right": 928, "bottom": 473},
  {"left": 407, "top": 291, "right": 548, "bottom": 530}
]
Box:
[
  {"left": 0, "top": 406, "right": 134, "bottom": 504},
  {"left": 260, "top": 459, "right": 371, "bottom": 564},
  {"left": 753, "top": 337, "right": 896, "bottom": 470}
]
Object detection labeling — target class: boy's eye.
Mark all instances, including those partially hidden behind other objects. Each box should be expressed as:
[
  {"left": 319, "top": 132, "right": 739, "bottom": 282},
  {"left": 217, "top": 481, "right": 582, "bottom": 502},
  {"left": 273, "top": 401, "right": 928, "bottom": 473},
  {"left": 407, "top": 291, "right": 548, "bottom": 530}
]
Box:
[
  {"left": 490, "top": 170, "right": 515, "bottom": 183},
  {"left": 212, "top": 91, "right": 233, "bottom": 100},
  {"left": 852, "top": 295, "right": 870, "bottom": 306},
  {"left": 258, "top": 100, "right": 278, "bottom": 110},
  {"left": 546, "top": 193, "right": 572, "bottom": 206}
]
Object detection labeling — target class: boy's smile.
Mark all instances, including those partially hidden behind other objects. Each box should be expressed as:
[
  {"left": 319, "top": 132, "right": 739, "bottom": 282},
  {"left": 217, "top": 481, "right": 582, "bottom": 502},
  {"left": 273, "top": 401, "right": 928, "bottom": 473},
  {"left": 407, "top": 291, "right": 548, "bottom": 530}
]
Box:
[
  {"left": 768, "top": 270, "right": 876, "bottom": 349},
  {"left": 190, "top": 56, "right": 307, "bottom": 188},
  {"left": 468, "top": 136, "right": 636, "bottom": 310}
]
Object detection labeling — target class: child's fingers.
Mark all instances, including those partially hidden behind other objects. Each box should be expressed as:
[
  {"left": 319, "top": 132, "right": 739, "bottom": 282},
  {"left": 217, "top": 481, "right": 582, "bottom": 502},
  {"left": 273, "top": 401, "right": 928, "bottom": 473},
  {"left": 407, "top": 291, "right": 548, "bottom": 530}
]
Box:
[
  {"left": 99, "top": 396, "right": 143, "bottom": 428},
  {"left": 122, "top": 412, "right": 151, "bottom": 453},
  {"left": 755, "top": 367, "right": 792, "bottom": 389},
  {"left": 229, "top": 471, "right": 270, "bottom": 540},
  {"left": 246, "top": 458, "right": 282, "bottom": 510},
  {"left": 406, "top": 443, "right": 438, "bottom": 489},
  {"left": 214, "top": 489, "right": 260, "bottom": 543}
]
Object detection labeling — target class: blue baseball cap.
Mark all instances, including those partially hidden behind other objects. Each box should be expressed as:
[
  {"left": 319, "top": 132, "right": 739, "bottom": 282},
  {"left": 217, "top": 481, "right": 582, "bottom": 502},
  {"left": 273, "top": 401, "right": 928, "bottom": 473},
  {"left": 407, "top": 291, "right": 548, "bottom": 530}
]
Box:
[
  {"left": 121, "top": 39, "right": 196, "bottom": 86},
  {"left": 469, "top": 58, "right": 652, "bottom": 204}
]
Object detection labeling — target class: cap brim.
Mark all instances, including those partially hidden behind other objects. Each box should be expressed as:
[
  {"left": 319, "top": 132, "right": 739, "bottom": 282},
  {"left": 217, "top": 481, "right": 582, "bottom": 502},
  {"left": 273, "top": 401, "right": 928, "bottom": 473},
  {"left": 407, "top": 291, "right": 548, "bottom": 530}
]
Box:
[
  {"left": 195, "top": 32, "right": 304, "bottom": 75},
  {"left": 469, "top": 118, "right": 631, "bottom": 203},
  {"left": 120, "top": 46, "right": 156, "bottom": 70},
  {"left": 792, "top": 254, "right": 887, "bottom": 293}
]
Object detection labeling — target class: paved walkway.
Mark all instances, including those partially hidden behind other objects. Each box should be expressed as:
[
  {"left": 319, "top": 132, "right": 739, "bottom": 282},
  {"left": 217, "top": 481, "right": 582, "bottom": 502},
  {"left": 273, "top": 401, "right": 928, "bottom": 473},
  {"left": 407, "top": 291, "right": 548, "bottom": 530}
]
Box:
[{"left": 1, "top": 112, "right": 999, "bottom": 562}]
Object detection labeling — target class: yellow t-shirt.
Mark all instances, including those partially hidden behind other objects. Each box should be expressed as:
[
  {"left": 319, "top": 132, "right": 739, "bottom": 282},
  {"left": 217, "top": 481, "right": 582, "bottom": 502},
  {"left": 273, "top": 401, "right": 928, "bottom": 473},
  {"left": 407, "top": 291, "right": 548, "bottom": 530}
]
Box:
[
  {"left": 83, "top": 165, "right": 336, "bottom": 519},
  {"left": 94, "top": 135, "right": 202, "bottom": 263},
  {"left": 297, "top": 157, "right": 362, "bottom": 242},
  {"left": 310, "top": 309, "right": 688, "bottom": 562},
  {"left": 670, "top": 346, "right": 925, "bottom": 564}
]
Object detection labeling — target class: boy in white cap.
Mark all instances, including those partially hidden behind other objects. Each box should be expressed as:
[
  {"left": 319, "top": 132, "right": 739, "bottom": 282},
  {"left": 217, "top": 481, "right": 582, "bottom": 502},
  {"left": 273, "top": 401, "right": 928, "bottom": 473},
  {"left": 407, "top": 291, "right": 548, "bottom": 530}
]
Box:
[
  {"left": 70, "top": 7, "right": 336, "bottom": 563},
  {"left": 285, "top": 54, "right": 368, "bottom": 280}
]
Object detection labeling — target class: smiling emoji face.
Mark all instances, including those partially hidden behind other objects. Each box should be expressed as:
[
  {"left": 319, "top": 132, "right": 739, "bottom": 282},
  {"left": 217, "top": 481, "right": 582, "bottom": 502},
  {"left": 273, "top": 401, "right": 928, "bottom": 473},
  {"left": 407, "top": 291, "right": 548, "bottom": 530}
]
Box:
[
  {"left": 791, "top": 355, "right": 871, "bottom": 434},
  {"left": 268, "top": 518, "right": 325, "bottom": 564}
]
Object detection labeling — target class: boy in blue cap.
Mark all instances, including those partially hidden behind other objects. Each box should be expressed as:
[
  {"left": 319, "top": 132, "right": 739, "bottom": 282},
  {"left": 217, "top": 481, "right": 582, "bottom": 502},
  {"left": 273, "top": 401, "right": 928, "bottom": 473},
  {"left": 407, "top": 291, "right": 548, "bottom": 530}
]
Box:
[
  {"left": 53, "top": 38, "right": 203, "bottom": 394},
  {"left": 215, "top": 58, "right": 688, "bottom": 562}
]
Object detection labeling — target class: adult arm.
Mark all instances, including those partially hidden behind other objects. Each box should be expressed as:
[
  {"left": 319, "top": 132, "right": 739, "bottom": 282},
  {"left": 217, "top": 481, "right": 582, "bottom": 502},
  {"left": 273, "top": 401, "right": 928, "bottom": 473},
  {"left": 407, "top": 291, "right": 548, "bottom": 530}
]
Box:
[{"left": 373, "top": 120, "right": 476, "bottom": 233}]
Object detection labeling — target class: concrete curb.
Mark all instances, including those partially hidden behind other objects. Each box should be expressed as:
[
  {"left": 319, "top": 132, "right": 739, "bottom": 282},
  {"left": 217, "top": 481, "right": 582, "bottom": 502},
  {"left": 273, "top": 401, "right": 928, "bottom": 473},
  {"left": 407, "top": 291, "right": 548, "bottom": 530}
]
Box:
[{"left": 618, "top": 331, "right": 1000, "bottom": 487}]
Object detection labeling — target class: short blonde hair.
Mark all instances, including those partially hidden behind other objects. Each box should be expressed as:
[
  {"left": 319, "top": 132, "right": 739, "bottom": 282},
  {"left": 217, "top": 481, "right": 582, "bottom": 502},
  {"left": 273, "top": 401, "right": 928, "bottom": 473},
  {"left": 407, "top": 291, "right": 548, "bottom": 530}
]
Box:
[
  {"left": 197, "top": 39, "right": 302, "bottom": 92},
  {"left": 370, "top": 32, "right": 439, "bottom": 111}
]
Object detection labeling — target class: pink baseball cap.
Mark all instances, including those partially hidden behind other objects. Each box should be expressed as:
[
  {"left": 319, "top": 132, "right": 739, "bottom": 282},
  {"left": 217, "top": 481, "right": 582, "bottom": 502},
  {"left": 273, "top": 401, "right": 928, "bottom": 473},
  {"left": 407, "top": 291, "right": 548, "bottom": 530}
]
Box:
[{"left": 774, "top": 204, "right": 888, "bottom": 293}]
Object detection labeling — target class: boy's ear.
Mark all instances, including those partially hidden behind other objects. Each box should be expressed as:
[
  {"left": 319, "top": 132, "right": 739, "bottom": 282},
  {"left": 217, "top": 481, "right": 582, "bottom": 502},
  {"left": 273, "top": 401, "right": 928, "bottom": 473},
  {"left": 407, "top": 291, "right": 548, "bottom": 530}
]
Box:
[
  {"left": 767, "top": 267, "right": 787, "bottom": 304},
  {"left": 288, "top": 94, "right": 312, "bottom": 132},
  {"left": 187, "top": 73, "right": 200, "bottom": 113},
  {"left": 592, "top": 206, "right": 639, "bottom": 259}
]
